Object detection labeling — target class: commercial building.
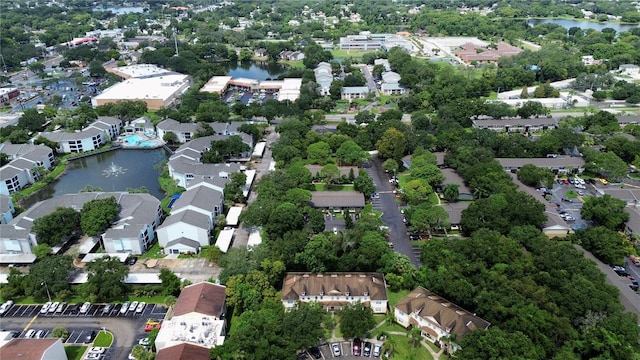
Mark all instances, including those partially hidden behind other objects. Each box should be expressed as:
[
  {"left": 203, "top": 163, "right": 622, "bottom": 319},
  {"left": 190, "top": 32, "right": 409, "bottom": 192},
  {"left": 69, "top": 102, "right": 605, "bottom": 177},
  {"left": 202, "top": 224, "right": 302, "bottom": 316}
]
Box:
[
  {"left": 282, "top": 272, "right": 388, "bottom": 313},
  {"left": 0, "top": 87, "right": 20, "bottom": 103},
  {"left": 93, "top": 65, "right": 192, "bottom": 110},
  {"left": 455, "top": 42, "right": 522, "bottom": 65},
  {"left": 339, "top": 32, "right": 414, "bottom": 52},
  {"left": 472, "top": 117, "right": 558, "bottom": 133},
  {"left": 496, "top": 157, "right": 585, "bottom": 175},
  {"left": 394, "top": 287, "right": 490, "bottom": 352},
  {"left": 201, "top": 76, "right": 302, "bottom": 102}
]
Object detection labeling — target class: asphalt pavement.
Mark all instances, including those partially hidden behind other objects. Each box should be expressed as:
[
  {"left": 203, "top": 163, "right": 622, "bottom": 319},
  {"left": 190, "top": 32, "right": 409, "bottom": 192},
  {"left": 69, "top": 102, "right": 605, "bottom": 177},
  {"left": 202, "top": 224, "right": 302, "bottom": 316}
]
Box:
[{"left": 365, "top": 158, "right": 421, "bottom": 266}]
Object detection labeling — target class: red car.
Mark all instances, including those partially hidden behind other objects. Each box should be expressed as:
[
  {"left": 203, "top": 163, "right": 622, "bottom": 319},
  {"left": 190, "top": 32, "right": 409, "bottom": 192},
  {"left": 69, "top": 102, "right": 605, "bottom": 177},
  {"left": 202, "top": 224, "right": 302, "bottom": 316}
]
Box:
[{"left": 353, "top": 338, "right": 362, "bottom": 356}]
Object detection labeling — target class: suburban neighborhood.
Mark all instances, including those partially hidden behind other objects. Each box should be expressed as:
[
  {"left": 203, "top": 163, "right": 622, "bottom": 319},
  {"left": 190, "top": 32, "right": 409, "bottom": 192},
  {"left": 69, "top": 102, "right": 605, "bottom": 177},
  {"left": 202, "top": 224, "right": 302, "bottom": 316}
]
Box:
[{"left": 1, "top": 0, "right": 640, "bottom": 360}]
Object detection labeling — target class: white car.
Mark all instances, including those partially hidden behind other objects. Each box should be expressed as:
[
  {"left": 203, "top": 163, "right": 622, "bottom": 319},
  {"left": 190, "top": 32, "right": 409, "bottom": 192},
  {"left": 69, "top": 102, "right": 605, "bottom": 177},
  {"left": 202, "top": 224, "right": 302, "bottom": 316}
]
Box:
[
  {"left": 89, "top": 347, "right": 105, "bottom": 354},
  {"left": 49, "top": 302, "right": 60, "bottom": 313},
  {"left": 138, "top": 338, "right": 150, "bottom": 346},
  {"left": 0, "top": 300, "right": 13, "bottom": 315},
  {"left": 85, "top": 353, "right": 101, "bottom": 360},
  {"left": 120, "top": 301, "right": 130, "bottom": 314},
  {"left": 373, "top": 343, "right": 382, "bottom": 357},
  {"left": 129, "top": 301, "right": 139, "bottom": 312},
  {"left": 136, "top": 302, "right": 146, "bottom": 313},
  {"left": 331, "top": 343, "right": 341, "bottom": 357},
  {"left": 40, "top": 302, "right": 52, "bottom": 314},
  {"left": 80, "top": 302, "right": 91, "bottom": 314}
]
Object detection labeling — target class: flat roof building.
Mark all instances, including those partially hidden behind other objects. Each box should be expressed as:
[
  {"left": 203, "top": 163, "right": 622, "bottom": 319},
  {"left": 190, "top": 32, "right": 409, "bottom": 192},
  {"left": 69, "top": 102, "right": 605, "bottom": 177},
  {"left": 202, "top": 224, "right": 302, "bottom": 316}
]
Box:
[{"left": 92, "top": 73, "right": 192, "bottom": 110}]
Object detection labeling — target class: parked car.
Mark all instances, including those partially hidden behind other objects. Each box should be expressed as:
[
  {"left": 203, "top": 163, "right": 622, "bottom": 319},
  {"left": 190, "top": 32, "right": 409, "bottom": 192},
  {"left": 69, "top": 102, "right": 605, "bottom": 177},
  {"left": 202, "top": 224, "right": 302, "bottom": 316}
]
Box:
[
  {"left": 80, "top": 302, "right": 91, "bottom": 314},
  {"left": 308, "top": 347, "right": 322, "bottom": 359},
  {"left": 364, "top": 341, "right": 372, "bottom": 357},
  {"left": 89, "top": 347, "right": 105, "bottom": 354},
  {"left": 135, "top": 302, "right": 146, "bottom": 313},
  {"left": 56, "top": 302, "right": 67, "bottom": 313},
  {"left": 49, "top": 302, "right": 60, "bottom": 313},
  {"left": 35, "top": 330, "right": 46, "bottom": 338},
  {"left": 138, "top": 338, "right": 150, "bottom": 346},
  {"left": 84, "top": 330, "right": 97, "bottom": 343},
  {"left": 120, "top": 301, "right": 130, "bottom": 314},
  {"left": 67, "top": 303, "right": 81, "bottom": 314},
  {"left": 125, "top": 256, "right": 138, "bottom": 266},
  {"left": 40, "top": 302, "right": 52, "bottom": 314},
  {"left": 85, "top": 353, "right": 101, "bottom": 360},
  {"left": 102, "top": 303, "right": 113, "bottom": 314},
  {"left": 129, "top": 301, "right": 139, "bottom": 312},
  {"left": 25, "top": 330, "right": 36, "bottom": 338},
  {"left": 331, "top": 343, "right": 341, "bottom": 357},
  {"left": 373, "top": 343, "right": 382, "bottom": 357},
  {"left": 353, "top": 338, "right": 362, "bottom": 356},
  {"left": 0, "top": 300, "right": 14, "bottom": 315}
]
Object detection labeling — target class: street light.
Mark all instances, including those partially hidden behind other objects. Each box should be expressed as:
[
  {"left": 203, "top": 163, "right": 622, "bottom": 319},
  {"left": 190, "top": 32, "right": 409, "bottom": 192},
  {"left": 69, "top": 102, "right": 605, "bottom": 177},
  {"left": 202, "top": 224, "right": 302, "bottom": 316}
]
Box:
[{"left": 41, "top": 281, "right": 52, "bottom": 303}]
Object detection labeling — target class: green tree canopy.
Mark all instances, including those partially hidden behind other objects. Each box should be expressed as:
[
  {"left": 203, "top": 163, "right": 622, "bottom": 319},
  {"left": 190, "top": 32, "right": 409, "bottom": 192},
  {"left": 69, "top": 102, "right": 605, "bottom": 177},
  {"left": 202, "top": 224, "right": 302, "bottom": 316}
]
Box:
[
  {"left": 339, "top": 303, "right": 376, "bottom": 339},
  {"left": 32, "top": 207, "right": 81, "bottom": 246},
  {"left": 581, "top": 194, "right": 629, "bottom": 231},
  {"left": 84, "top": 256, "right": 129, "bottom": 302},
  {"left": 81, "top": 196, "right": 119, "bottom": 236}
]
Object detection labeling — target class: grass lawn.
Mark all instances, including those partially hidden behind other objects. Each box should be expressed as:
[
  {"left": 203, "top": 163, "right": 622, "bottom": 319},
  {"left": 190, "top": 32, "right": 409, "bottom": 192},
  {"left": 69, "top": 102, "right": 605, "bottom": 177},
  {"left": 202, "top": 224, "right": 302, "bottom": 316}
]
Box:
[
  {"left": 330, "top": 49, "right": 375, "bottom": 59},
  {"left": 128, "top": 295, "right": 167, "bottom": 303},
  {"left": 387, "top": 334, "right": 434, "bottom": 360},
  {"left": 65, "top": 346, "right": 87, "bottom": 360},
  {"left": 140, "top": 242, "right": 165, "bottom": 259},
  {"left": 387, "top": 289, "right": 410, "bottom": 308},
  {"left": 314, "top": 183, "right": 355, "bottom": 191},
  {"left": 93, "top": 331, "right": 113, "bottom": 347},
  {"left": 374, "top": 321, "right": 407, "bottom": 336},
  {"left": 565, "top": 190, "right": 578, "bottom": 199}
]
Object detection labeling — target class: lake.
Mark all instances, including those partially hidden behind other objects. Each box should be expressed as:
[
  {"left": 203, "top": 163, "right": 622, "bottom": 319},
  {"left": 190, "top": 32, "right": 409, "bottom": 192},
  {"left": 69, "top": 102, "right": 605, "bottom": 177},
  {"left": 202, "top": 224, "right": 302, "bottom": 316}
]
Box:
[
  {"left": 25, "top": 149, "right": 169, "bottom": 207},
  {"left": 226, "top": 62, "right": 287, "bottom": 80},
  {"left": 527, "top": 18, "right": 638, "bottom": 33}
]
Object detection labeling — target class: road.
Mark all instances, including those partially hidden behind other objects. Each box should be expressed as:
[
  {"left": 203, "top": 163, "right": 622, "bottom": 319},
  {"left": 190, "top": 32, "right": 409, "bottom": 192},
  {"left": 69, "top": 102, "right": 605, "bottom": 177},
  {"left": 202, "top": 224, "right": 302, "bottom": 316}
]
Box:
[
  {"left": 365, "top": 157, "right": 421, "bottom": 266},
  {"left": 575, "top": 246, "right": 640, "bottom": 325},
  {"left": 359, "top": 64, "right": 378, "bottom": 95}
]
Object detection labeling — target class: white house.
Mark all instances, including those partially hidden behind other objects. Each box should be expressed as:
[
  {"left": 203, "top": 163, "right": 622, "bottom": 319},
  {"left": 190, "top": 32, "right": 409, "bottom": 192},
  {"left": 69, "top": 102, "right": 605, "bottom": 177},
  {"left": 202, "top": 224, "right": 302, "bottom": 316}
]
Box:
[
  {"left": 156, "top": 119, "right": 199, "bottom": 143},
  {"left": 380, "top": 71, "right": 406, "bottom": 95},
  {"left": 281, "top": 272, "right": 388, "bottom": 313},
  {"left": 314, "top": 62, "right": 334, "bottom": 96},
  {"left": 0, "top": 195, "right": 15, "bottom": 224},
  {"left": 86, "top": 116, "right": 123, "bottom": 140},
  {"left": 156, "top": 178, "right": 227, "bottom": 254},
  {"left": 341, "top": 86, "right": 370, "bottom": 100},
  {"left": 394, "top": 287, "right": 490, "bottom": 352},
  {"left": 40, "top": 127, "right": 105, "bottom": 154},
  {"left": 0, "top": 144, "right": 55, "bottom": 194}
]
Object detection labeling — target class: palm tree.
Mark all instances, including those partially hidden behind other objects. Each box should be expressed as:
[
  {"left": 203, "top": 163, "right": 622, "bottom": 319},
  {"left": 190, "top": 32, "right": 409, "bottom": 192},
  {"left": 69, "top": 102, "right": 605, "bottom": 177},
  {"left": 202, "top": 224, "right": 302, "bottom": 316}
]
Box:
[
  {"left": 382, "top": 337, "right": 397, "bottom": 358},
  {"left": 410, "top": 327, "right": 423, "bottom": 348}
]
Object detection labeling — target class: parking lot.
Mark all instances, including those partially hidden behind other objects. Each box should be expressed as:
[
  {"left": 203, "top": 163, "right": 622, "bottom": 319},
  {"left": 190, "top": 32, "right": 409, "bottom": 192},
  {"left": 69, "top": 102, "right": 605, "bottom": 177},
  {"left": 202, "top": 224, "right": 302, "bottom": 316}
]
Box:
[
  {"left": 1, "top": 303, "right": 167, "bottom": 360},
  {"left": 549, "top": 177, "right": 592, "bottom": 230},
  {"left": 299, "top": 340, "right": 383, "bottom": 359}
]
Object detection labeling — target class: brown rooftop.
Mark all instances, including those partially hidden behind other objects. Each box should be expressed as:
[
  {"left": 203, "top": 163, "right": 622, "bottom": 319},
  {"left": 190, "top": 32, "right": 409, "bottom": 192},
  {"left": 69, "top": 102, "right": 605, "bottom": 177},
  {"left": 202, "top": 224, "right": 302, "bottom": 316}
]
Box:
[
  {"left": 156, "top": 343, "right": 211, "bottom": 360},
  {"left": 0, "top": 339, "right": 62, "bottom": 360},
  {"left": 282, "top": 272, "right": 387, "bottom": 301},
  {"left": 395, "top": 287, "right": 490, "bottom": 341},
  {"left": 173, "top": 282, "right": 227, "bottom": 318}
]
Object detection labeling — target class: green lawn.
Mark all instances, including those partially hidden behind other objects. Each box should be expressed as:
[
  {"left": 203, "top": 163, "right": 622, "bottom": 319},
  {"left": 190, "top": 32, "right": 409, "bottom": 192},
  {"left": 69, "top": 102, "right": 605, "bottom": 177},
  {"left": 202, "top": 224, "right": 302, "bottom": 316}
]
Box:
[
  {"left": 314, "top": 183, "right": 355, "bottom": 191},
  {"left": 140, "top": 242, "right": 165, "bottom": 259},
  {"left": 387, "top": 289, "right": 410, "bottom": 308},
  {"left": 127, "top": 295, "right": 167, "bottom": 303},
  {"left": 565, "top": 190, "right": 578, "bottom": 199},
  {"left": 93, "top": 331, "right": 113, "bottom": 347},
  {"left": 330, "top": 49, "right": 375, "bottom": 59},
  {"left": 65, "top": 346, "right": 87, "bottom": 360},
  {"left": 387, "top": 334, "right": 434, "bottom": 360}
]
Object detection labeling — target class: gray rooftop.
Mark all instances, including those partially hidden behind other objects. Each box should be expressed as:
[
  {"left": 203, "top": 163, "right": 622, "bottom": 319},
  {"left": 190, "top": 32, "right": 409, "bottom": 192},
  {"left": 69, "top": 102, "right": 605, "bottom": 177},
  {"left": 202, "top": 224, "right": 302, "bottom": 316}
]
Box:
[
  {"left": 41, "top": 127, "right": 103, "bottom": 142},
  {"left": 441, "top": 168, "right": 472, "bottom": 195},
  {"left": 496, "top": 157, "right": 585, "bottom": 169},
  {"left": 172, "top": 185, "right": 223, "bottom": 213},
  {"left": 95, "top": 116, "right": 122, "bottom": 125},
  {"left": 19, "top": 146, "right": 52, "bottom": 162},
  {"left": 473, "top": 118, "right": 558, "bottom": 127},
  {"left": 440, "top": 201, "right": 471, "bottom": 224},
  {"left": 0, "top": 142, "right": 39, "bottom": 159},
  {"left": 166, "top": 237, "right": 201, "bottom": 249},
  {"left": 310, "top": 191, "right": 365, "bottom": 208},
  {"left": 0, "top": 165, "right": 23, "bottom": 180},
  {"left": 157, "top": 119, "right": 199, "bottom": 133},
  {"left": 159, "top": 209, "right": 211, "bottom": 229},
  {"left": 341, "top": 87, "right": 370, "bottom": 94},
  {"left": 0, "top": 194, "right": 12, "bottom": 214},
  {"left": 169, "top": 157, "right": 241, "bottom": 177}
]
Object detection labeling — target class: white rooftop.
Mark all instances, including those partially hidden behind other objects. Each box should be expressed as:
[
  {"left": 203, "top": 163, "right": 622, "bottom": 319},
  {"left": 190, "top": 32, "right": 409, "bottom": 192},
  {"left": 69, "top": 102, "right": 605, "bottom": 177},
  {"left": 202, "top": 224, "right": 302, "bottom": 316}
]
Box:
[
  {"left": 112, "top": 64, "right": 173, "bottom": 78},
  {"left": 215, "top": 229, "right": 235, "bottom": 253},
  {"left": 81, "top": 253, "right": 129, "bottom": 263},
  {"left": 155, "top": 315, "right": 225, "bottom": 350},
  {"left": 78, "top": 237, "right": 99, "bottom": 254},
  {"left": 225, "top": 206, "right": 243, "bottom": 227},
  {"left": 247, "top": 230, "right": 262, "bottom": 247},
  {"left": 200, "top": 76, "right": 232, "bottom": 93},
  {"left": 92, "top": 73, "right": 191, "bottom": 104},
  {"left": 252, "top": 141, "right": 266, "bottom": 157}
]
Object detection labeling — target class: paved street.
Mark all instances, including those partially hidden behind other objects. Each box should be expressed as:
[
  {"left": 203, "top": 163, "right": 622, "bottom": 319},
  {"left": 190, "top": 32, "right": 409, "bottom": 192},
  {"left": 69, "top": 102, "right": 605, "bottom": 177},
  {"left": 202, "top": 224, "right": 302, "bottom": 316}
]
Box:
[{"left": 365, "top": 158, "right": 421, "bottom": 266}]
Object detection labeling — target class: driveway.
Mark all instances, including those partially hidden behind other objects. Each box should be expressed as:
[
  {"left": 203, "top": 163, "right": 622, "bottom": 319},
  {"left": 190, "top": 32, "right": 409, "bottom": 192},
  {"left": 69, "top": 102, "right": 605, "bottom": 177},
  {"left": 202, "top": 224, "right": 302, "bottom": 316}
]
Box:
[
  {"left": 549, "top": 180, "right": 590, "bottom": 230},
  {"left": 365, "top": 158, "right": 420, "bottom": 266}
]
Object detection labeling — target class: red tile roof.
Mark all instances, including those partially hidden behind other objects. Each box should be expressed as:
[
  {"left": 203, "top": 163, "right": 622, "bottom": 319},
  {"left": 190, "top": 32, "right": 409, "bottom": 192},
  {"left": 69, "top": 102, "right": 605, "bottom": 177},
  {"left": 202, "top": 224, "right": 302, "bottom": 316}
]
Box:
[
  {"left": 173, "top": 282, "right": 226, "bottom": 318},
  {"left": 0, "top": 339, "right": 61, "bottom": 360},
  {"left": 156, "top": 343, "right": 211, "bottom": 360}
]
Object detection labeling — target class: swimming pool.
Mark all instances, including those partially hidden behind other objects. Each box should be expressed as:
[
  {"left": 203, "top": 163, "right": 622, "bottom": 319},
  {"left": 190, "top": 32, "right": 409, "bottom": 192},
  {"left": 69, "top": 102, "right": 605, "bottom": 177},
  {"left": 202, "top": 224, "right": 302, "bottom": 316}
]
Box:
[
  {"left": 124, "top": 134, "right": 143, "bottom": 144},
  {"left": 123, "top": 134, "right": 161, "bottom": 148}
]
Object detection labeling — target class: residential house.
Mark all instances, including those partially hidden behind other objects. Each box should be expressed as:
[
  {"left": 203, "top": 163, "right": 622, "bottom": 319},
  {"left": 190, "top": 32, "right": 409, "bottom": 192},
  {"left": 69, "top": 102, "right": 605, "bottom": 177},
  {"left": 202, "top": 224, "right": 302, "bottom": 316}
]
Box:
[
  {"left": 156, "top": 178, "right": 227, "bottom": 254},
  {"left": 314, "top": 62, "right": 334, "bottom": 96},
  {"left": 156, "top": 119, "right": 199, "bottom": 143},
  {"left": 87, "top": 116, "right": 123, "bottom": 140},
  {"left": 374, "top": 59, "right": 391, "bottom": 72},
  {"left": 124, "top": 117, "right": 155, "bottom": 135},
  {"left": 472, "top": 118, "right": 558, "bottom": 132},
  {"left": 0, "top": 192, "right": 161, "bottom": 261},
  {"left": 40, "top": 127, "right": 105, "bottom": 154},
  {"left": 617, "top": 116, "right": 640, "bottom": 127},
  {"left": 341, "top": 87, "right": 370, "bottom": 100},
  {"left": 440, "top": 201, "right": 471, "bottom": 231},
  {"left": 254, "top": 48, "right": 267, "bottom": 58},
  {"left": 156, "top": 343, "right": 211, "bottom": 360},
  {"left": 282, "top": 272, "right": 388, "bottom": 313},
  {"left": 101, "top": 193, "right": 162, "bottom": 255},
  {"left": 618, "top": 64, "right": 640, "bottom": 76},
  {"left": 496, "top": 157, "right": 585, "bottom": 175},
  {"left": 0, "top": 337, "right": 67, "bottom": 360},
  {"left": 279, "top": 50, "right": 305, "bottom": 61},
  {"left": 310, "top": 191, "right": 365, "bottom": 210},
  {"left": 394, "top": 287, "right": 490, "bottom": 352},
  {"left": 0, "top": 144, "right": 54, "bottom": 195},
  {"left": 380, "top": 71, "right": 406, "bottom": 95},
  {"left": 155, "top": 282, "right": 226, "bottom": 351},
  {"left": 305, "top": 165, "right": 358, "bottom": 178},
  {"left": 0, "top": 195, "right": 15, "bottom": 224}
]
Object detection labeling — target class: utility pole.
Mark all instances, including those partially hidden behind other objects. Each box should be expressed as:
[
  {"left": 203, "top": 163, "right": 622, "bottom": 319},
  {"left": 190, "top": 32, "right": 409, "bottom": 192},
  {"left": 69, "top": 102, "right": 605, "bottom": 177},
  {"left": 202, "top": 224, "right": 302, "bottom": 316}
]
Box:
[{"left": 173, "top": 28, "right": 179, "bottom": 57}]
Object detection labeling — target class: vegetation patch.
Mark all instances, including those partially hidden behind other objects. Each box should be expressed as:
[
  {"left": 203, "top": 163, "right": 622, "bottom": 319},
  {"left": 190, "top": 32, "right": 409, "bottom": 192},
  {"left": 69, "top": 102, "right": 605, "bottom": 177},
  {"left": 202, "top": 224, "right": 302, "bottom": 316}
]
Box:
[
  {"left": 565, "top": 190, "right": 578, "bottom": 199},
  {"left": 387, "top": 289, "right": 410, "bottom": 308},
  {"left": 93, "top": 331, "right": 113, "bottom": 347},
  {"left": 314, "top": 183, "right": 355, "bottom": 191},
  {"left": 140, "top": 242, "right": 165, "bottom": 260},
  {"left": 64, "top": 346, "right": 87, "bottom": 360},
  {"left": 385, "top": 334, "right": 434, "bottom": 360}
]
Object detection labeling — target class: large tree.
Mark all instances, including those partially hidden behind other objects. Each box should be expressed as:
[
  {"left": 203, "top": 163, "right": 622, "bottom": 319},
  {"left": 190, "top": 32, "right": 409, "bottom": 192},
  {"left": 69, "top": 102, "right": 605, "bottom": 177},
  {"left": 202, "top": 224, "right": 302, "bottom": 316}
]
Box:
[
  {"left": 376, "top": 128, "right": 406, "bottom": 161},
  {"left": 581, "top": 194, "right": 629, "bottom": 231},
  {"left": 336, "top": 140, "right": 367, "bottom": 166},
  {"left": 84, "top": 256, "right": 129, "bottom": 302},
  {"left": 32, "top": 207, "right": 81, "bottom": 246},
  {"left": 81, "top": 196, "right": 119, "bottom": 236},
  {"left": 571, "top": 227, "right": 628, "bottom": 265},
  {"left": 517, "top": 164, "right": 555, "bottom": 188},
  {"left": 339, "top": 303, "right": 376, "bottom": 339},
  {"left": 159, "top": 268, "right": 182, "bottom": 297},
  {"left": 24, "top": 255, "right": 74, "bottom": 301}
]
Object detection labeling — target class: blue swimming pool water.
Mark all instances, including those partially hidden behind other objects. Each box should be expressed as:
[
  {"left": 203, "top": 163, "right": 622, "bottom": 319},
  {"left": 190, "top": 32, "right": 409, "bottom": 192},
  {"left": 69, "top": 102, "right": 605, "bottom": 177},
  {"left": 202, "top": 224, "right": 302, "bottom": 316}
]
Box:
[
  {"left": 139, "top": 141, "right": 158, "bottom": 147},
  {"left": 123, "top": 135, "right": 158, "bottom": 148},
  {"left": 124, "top": 134, "right": 142, "bottom": 144}
]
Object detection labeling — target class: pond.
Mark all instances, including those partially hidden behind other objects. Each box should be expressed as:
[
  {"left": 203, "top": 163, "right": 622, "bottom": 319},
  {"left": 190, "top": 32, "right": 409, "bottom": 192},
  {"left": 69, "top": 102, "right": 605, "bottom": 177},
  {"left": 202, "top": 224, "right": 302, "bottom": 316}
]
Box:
[
  {"left": 527, "top": 18, "right": 638, "bottom": 33},
  {"left": 24, "top": 149, "right": 169, "bottom": 207},
  {"left": 226, "top": 61, "right": 287, "bottom": 80},
  {"left": 92, "top": 7, "right": 146, "bottom": 14}
]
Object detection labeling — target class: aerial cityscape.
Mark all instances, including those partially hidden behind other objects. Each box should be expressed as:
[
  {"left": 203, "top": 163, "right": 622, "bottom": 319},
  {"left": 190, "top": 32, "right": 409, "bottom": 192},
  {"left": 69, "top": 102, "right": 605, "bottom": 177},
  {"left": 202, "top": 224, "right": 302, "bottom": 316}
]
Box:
[{"left": 1, "top": 0, "right": 640, "bottom": 359}]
